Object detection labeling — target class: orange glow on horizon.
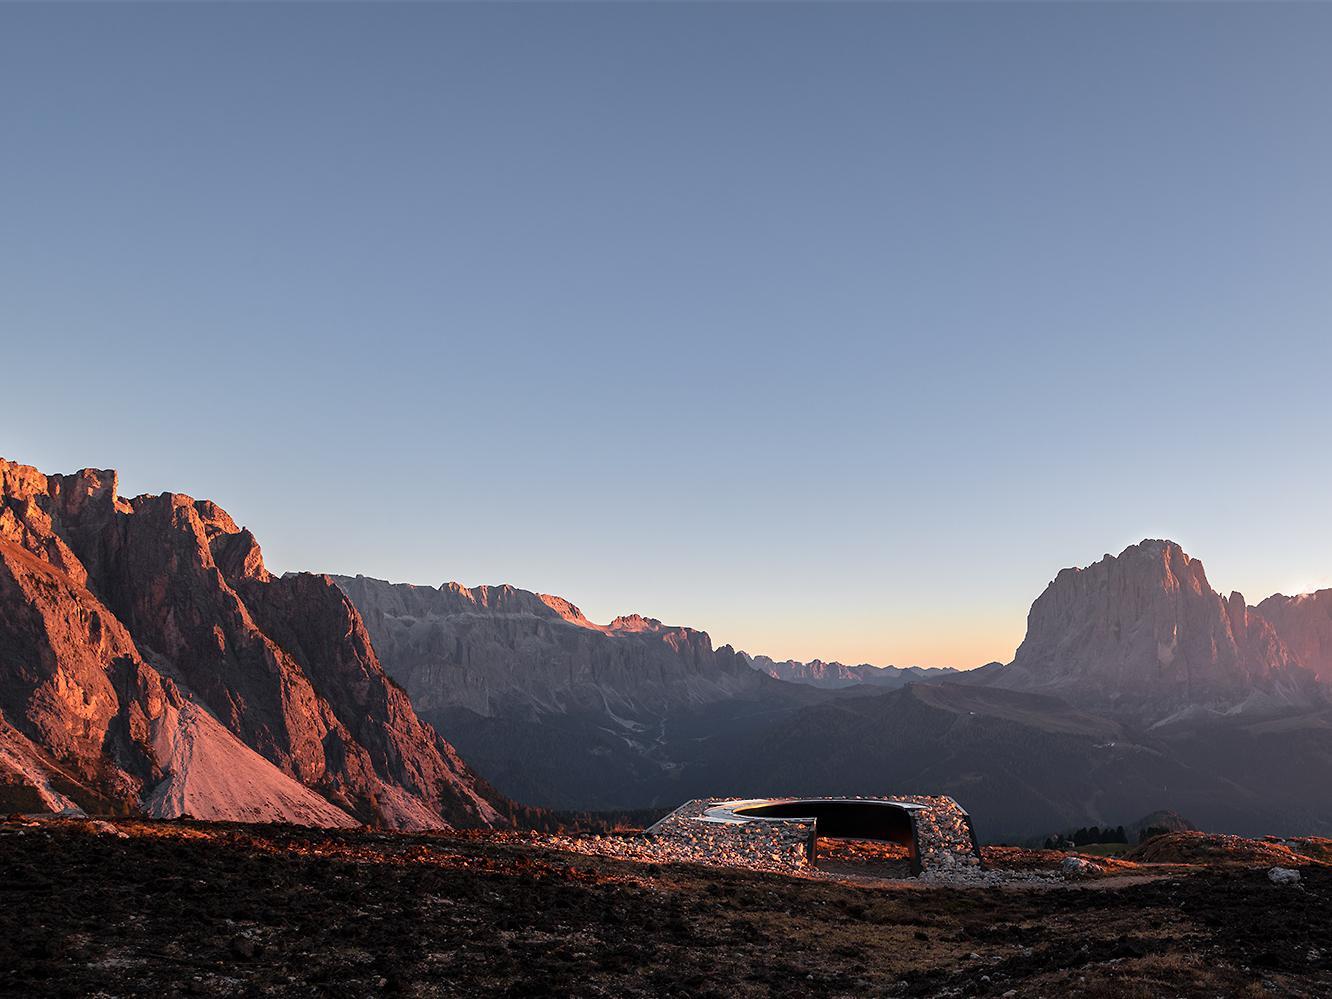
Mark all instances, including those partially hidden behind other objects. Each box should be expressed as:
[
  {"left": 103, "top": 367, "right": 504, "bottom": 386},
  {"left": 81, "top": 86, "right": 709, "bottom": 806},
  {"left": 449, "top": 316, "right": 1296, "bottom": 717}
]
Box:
[{"left": 727, "top": 620, "right": 1027, "bottom": 672}]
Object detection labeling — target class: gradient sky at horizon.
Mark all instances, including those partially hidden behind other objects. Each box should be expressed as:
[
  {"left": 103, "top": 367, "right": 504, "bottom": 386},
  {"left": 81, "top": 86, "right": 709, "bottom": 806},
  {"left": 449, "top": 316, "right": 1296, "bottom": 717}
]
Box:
[{"left": 5, "top": 3, "right": 1332, "bottom": 668}]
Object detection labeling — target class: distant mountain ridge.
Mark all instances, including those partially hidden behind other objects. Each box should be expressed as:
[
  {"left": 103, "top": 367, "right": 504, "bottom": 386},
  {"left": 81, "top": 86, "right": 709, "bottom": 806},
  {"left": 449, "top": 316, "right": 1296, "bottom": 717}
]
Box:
[{"left": 746, "top": 654, "right": 960, "bottom": 689}]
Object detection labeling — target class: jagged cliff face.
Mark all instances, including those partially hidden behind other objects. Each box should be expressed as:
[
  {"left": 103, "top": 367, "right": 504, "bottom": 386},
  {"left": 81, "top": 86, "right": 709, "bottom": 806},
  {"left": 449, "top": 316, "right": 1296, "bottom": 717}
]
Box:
[
  {"left": 1255, "top": 590, "right": 1332, "bottom": 683},
  {"left": 0, "top": 459, "right": 501, "bottom": 829},
  {"left": 331, "top": 575, "right": 768, "bottom": 719},
  {"left": 978, "top": 540, "right": 1322, "bottom": 719}
]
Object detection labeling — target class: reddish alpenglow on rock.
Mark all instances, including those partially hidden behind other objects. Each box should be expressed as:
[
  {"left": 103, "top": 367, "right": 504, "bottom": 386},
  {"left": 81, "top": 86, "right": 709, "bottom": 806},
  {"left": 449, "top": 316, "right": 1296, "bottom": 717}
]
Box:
[{"left": 0, "top": 458, "right": 505, "bottom": 829}]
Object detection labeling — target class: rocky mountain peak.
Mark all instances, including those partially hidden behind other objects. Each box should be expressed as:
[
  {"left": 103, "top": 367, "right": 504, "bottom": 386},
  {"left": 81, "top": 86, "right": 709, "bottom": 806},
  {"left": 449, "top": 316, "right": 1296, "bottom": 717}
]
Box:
[
  {"left": 0, "top": 458, "right": 506, "bottom": 829},
  {"left": 1255, "top": 588, "right": 1332, "bottom": 682},
  {"left": 536, "top": 594, "right": 596, "bottom": 628},
  {"left": 978, "top": 539, "right": 1320, "bottom": 719},
  {"left": 1060, "top": 538, "right": 1207, "bottom": 591},
  {"left": 607, "top": 613, "right": 665, "bottom": 634}
]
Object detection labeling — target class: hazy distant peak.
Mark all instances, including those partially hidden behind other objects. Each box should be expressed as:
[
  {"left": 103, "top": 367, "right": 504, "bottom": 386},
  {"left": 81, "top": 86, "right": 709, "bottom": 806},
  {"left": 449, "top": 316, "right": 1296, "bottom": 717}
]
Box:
[{"left": 745, "top": 653, "right": 959, "bottom": 690}]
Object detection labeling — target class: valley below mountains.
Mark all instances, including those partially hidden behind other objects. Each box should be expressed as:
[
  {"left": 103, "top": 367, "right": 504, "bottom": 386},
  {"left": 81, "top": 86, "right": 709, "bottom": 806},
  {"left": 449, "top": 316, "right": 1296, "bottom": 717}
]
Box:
[{"left": 335, "top": 540, "right": 1332, "bottom": 841}]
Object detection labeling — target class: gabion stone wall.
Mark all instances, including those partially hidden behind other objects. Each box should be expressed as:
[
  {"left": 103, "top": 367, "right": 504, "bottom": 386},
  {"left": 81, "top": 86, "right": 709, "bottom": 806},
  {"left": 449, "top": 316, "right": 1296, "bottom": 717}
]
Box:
[
  {"left": 644, "top": 799, "right": 816, "bottom": 872},
  {"left": 888, "top": 794, "right": 983, "bottom": 872},
  {"left": 645, "top": 796, "right": 981, "bottom": 875}
]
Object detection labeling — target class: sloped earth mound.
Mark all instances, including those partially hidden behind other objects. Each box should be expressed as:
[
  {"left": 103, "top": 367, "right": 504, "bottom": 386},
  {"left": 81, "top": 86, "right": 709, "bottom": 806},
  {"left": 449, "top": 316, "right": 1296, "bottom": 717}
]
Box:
[
  {"left": 1282, "top": 837, "right": 1332, "bottom": 864},
  {"left": 2, "top": 817, "right": 1331, "bottom": 998},
  {"left": 981, "top": 845, "right": 1150, "bottom": 876},
  {"left": 1127, "top": 830, "right": 1332, "bottom": 867}
]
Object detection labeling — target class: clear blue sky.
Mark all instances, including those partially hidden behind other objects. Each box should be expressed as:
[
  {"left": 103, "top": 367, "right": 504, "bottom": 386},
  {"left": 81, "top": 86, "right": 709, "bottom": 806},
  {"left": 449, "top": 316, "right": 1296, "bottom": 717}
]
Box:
[{"left": 5, "top": 3, "right": 1332, "bottom": 668}]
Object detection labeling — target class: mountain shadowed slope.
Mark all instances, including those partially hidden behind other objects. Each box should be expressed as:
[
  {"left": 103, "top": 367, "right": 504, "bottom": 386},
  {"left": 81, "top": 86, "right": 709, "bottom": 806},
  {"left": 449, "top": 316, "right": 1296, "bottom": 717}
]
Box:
[
  {"left": 688, "top": 681, "right": 1332, "bottom": 841},
  {"left": 0, "top": 459, "right": 503, "bottom": 828},
  {"left": 331, "top": 574, "right": 824, "bottom": 809}
]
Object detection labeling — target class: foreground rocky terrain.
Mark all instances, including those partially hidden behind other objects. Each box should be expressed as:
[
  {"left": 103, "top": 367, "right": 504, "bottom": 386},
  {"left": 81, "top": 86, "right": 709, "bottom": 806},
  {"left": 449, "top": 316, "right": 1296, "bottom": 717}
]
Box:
[{"left": 2, "top": 816, "right": 1330, "bottom": 998}]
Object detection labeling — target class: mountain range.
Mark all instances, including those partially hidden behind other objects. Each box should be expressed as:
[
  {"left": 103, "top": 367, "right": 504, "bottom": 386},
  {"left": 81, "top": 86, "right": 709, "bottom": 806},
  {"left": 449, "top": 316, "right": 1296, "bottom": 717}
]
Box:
[
  {"left": 6, "top": 457, "right": 1332, "bottom": 841},
  {"left": 746, "top": 655, "right": 959, "bottom": 689},
  {"left": 334, "top": 539, "right": 1332, "bottom": 838}
]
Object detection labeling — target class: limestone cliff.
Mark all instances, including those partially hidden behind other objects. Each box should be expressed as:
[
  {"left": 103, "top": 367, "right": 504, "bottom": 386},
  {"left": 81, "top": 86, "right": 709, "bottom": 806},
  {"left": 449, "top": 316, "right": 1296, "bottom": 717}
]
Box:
[
  {"left": 1255, "top": 589, "right": 1332, "bottom": 683},
  {"left": 331, "top": 575, "right": 769, "bottom": 719},
  {"left": 970, "top": 540, "right": 1323, "bottom": 719},
  {"left": 0, "top": 458, "right": 502, "bottom": 828}
]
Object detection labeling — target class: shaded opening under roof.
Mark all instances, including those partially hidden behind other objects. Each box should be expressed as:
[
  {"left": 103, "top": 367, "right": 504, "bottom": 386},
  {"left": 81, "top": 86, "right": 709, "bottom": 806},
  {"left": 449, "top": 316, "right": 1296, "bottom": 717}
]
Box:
[{"left": 730, "top": 798, "right": 919, "bottom": 869}]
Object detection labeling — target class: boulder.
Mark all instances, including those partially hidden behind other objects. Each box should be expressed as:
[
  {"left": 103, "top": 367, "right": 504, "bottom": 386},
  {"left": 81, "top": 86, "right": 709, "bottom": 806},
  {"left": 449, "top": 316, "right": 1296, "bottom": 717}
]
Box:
[
  {"left": 1268, "top": 866, "right": 1302, "bottom": 885},
  {"left": 1061, "top": 856, "right": 1103, "bottom": 878}
]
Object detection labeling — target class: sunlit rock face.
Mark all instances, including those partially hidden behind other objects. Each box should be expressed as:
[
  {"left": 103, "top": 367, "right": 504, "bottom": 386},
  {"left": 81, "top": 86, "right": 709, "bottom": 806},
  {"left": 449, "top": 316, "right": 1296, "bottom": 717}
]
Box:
[
  {"left": 973, "top": 540, "right": 1324, "bottom": 720},
  {"left": 0, "top": 457, "right": 503, "bottom": 829},
  {"left": 1255, "top": 589, "right": 1332, "bottom": 683}
]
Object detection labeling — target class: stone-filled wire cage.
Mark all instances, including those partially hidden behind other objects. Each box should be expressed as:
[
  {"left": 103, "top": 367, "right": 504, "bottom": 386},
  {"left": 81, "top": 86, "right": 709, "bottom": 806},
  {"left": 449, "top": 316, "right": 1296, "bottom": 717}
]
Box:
[{"left": 645, "top": 796, "right": 982, "bottom": 875}]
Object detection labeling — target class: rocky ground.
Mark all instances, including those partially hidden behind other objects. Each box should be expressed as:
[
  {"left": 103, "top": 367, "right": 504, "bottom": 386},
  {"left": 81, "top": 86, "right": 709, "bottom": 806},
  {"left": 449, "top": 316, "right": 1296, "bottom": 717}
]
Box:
[{"left": 3, "top": 818, "right": 1331, "bottom": 998}]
